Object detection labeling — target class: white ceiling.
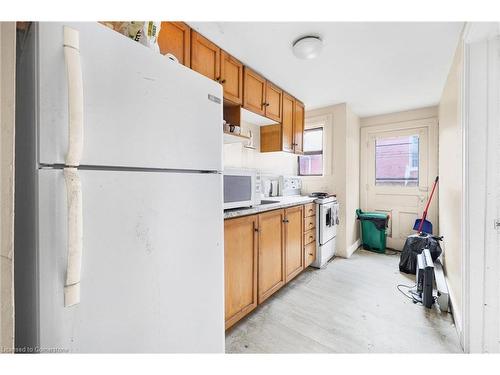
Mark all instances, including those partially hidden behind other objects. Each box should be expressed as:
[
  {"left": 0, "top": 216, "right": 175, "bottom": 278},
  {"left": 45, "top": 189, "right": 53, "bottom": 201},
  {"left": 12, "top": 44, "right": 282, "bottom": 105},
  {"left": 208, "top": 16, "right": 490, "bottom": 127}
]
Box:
[{"left": 188, "top": 22, "right": 463, "bottom": 117}]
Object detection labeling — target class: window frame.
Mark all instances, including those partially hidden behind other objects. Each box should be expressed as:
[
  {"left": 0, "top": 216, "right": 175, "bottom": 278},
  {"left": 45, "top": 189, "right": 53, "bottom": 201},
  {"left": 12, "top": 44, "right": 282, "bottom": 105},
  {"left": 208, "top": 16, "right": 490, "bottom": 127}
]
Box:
[{"left": 298, "top": 126, "right": 324, "bottom": 177}]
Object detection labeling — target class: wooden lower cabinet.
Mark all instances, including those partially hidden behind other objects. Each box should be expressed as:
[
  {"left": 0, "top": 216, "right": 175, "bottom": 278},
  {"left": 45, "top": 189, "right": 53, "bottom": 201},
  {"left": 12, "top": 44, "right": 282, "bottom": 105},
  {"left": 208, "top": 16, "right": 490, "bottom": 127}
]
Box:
[
  {"left": 284, "top": 206, "right": 304, "bottom": 282},
  {"left": 257, "top": 209, "right": 286, "bottom": 304},
  {"left": 224, "top": 215, "right": 258, "bottom": 330},
  {"left": 224, "top": 203, "right": 314, "bottom": 329}
]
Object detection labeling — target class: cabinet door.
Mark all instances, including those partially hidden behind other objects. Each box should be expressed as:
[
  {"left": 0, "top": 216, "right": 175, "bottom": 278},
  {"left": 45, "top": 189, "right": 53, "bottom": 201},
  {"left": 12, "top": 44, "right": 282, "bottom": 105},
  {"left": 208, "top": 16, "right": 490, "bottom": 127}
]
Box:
[
  {"left": 281, "top": 93, "right": 295, "bottom": 152},
  {"left": 285, "top": 206, "right": 304, "bottom": 282},
  {"left": 293, "top": 100, "right": 305, "bottom": 154},
  {"left": 258, "top": 209, "right": 285, "bottom": 303},
  {"left": 224, "top": 215, "right": 258, "bottom": 330},
  {"left": 158, "top": 22, "right": 191, "bottom": 67},
  {"left": 243, "top": 67, "right": 266, "bottom": 116},
  {"left": 265, "top": 82, "right": 283, "bottom": 123},
  {"left": 220, "top": 51, "right": 243, "bottom": 105},
  {"left": 191, "top": 30, "right": 220, "bottom": 81}
]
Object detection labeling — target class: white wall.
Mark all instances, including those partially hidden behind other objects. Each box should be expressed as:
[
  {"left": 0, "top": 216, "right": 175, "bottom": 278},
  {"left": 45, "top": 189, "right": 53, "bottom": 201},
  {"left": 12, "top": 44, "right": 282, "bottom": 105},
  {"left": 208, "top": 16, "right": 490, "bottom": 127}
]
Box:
[
  {"left": 223, "top": 120, "right": 298, "bottom": 175},
  {"left": 0, "top": 22, "right": 16, "bottom": 353},
  {"left": 438, "top": 39, "right": 464, "bottom": 339}
]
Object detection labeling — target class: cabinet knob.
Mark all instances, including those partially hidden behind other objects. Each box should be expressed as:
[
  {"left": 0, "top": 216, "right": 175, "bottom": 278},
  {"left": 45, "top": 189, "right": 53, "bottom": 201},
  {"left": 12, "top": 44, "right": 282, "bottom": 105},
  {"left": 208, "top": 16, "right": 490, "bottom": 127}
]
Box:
[
  {"left": 220, "top": 79, "right": 226, "bottom": 84},
  {"left": 309, "top": 253, "right": 313, "bottom": 256},
  {"left": 216, "top": 77, "right": 221, "bottom": 82}
]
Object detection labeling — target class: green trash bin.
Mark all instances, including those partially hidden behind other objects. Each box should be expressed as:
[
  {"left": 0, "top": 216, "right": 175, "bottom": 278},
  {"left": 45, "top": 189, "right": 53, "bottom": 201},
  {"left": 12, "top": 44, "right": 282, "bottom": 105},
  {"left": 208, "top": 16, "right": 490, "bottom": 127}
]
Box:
[{"left": 356, "top": 209, "right": 389, "bottom": 253}]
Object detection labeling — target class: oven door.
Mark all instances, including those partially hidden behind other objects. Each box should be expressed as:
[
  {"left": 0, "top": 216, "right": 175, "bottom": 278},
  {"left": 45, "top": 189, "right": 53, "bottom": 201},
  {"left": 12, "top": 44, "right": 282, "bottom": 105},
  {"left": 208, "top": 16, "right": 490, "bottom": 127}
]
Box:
[
  {"left": 319, "top": 202, "right": 337, "bottom": 245},
  {"left": 223, "top": 170, "right": 256, "bottom": 209}
]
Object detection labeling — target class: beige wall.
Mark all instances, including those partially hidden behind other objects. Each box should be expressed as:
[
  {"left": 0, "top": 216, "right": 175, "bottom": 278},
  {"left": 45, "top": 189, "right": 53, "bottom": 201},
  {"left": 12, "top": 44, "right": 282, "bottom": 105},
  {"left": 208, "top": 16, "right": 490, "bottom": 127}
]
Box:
[
  {"left": 438, "top": 40, "right": 464, "bottom": 334},
  {"left": 0, "top": 22, "right": 16, "bottom": 353},
  {"left": 226, "top": 103, "right": 361, "bottom": 259},
  {"left": 304, "top": 103, "right": 360, "bottom": 258},
  {"left": 345, "top": 108, "right": 361, "bottom": 257}
]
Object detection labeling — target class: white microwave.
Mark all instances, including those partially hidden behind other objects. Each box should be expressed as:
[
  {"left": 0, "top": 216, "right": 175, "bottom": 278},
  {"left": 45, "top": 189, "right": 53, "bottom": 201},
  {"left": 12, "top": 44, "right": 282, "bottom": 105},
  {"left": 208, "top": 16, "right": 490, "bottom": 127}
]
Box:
[{"left": 223, "top": 168, "right": 261, "bottom": 210}]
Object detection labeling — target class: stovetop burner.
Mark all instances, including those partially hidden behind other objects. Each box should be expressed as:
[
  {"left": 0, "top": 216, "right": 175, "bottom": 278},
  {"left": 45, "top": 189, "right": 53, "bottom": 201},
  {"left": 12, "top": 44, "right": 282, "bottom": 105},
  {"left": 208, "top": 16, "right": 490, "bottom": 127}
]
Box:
[
  {"left": 309, "top": 192, "right": 333, "bottom": 199},
  {"left": 310, "top": 192, "right": 337, "bottom": 204}
]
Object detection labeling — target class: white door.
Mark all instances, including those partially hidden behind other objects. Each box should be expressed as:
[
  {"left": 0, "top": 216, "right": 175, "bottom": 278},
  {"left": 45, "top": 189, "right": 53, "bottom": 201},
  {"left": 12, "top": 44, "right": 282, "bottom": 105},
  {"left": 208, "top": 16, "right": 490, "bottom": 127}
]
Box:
[
  {"left": 360, "top": 119, "right": 438, "bottom": 250},
  {"left": 36, "top": 22, "right": 222, "bottom": 171},
  {"left": 37, "top": 168, "right": 224, "bottom": 353}
]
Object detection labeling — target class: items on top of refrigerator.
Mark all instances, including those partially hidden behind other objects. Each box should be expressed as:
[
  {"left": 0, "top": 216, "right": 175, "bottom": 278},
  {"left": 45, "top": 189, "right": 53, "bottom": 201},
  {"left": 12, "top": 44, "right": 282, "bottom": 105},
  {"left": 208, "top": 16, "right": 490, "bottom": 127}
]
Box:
[{"left": 100, "top": 21, "right": 161, "bottom": 52}]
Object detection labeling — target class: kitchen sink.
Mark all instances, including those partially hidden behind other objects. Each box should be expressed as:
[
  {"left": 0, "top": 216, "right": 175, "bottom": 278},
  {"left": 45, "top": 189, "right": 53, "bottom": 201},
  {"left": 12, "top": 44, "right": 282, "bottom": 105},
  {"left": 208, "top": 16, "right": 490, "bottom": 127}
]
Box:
[{"left": 260, "top": 200, "right": 280, "bottom": 205}]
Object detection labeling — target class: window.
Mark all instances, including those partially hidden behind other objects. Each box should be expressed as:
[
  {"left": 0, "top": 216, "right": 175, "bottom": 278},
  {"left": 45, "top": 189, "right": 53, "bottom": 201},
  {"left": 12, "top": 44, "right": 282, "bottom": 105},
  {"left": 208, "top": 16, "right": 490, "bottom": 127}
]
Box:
[
  {"left": 298, "top": 127, "right": 323, "bottom": 176},
  {"left": 375, "top": 135, "right": 419, "bottom": 186}
]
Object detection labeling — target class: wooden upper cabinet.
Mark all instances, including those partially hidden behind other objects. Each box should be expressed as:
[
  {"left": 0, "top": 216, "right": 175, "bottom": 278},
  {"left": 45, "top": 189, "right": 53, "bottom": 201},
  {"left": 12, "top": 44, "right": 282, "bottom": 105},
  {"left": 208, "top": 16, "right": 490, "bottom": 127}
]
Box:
[
  {"left": 224, "top": 215, "right": 258, "bottom": 330},
  {"left": 258, "top": 209, "right": 286, "bottom": 304},
  {"left": 243, "top": 67, "right": 266, "bottom": 116},
  {"left": 284, "top": 206, "right": 304, "bottom": 283},
  {"left": 221, "top": 51, "right": 243, "bottom": 105},
  {"left": 281, "top": 93, "right": 295, "bottom": 152},
  {"left": 158, "top": 22, "right": 191, "bottom": 67},
  {"left": 294, "top": 100, "right": 305, "bottom": 154},
  {"left": 260, "top": 94, "right": 304, "bottom": 154},
  {"left": 191, "top": 30, "right": 220, "bottom": 81},
  {"left": 265, "top": 82, "right": 283, "bottom": 123}
]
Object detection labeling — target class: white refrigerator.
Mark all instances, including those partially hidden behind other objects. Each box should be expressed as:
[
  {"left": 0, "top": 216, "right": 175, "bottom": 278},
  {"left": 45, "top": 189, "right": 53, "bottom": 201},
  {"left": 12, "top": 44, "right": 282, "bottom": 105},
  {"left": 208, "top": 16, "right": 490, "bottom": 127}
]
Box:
[{"left": 15, "top": 22, "right": 225, "bottom": 353}]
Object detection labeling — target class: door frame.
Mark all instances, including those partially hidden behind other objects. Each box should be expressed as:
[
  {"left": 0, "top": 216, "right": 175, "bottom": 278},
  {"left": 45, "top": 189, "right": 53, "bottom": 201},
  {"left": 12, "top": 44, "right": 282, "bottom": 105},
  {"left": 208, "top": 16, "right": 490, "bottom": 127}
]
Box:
[
  {"left": 360, "top": 117, "right": 438, "bottom": 249},
  {"left": 0, "top": 21, "right": 16, "bottom": 353},
  {"left": 461, "top": 22, "right": 500, "bottom": 353}
]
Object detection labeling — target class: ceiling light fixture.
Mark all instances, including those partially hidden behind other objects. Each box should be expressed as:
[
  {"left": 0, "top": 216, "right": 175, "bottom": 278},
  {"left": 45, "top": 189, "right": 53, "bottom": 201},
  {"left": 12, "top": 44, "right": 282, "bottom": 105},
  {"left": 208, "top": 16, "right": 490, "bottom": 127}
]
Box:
[{"left": 292, "top": 35, "right": 323, "bottom": 60}]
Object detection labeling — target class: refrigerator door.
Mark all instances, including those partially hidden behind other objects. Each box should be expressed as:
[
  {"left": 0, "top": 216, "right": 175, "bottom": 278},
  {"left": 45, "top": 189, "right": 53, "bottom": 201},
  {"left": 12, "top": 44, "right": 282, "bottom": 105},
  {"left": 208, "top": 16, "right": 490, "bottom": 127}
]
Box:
[
  {"left": 37, "top": 169, "right": 224, "bottom": 353},
  {"left": 36, "top": 22, "right": 222, "bottom": 171}
]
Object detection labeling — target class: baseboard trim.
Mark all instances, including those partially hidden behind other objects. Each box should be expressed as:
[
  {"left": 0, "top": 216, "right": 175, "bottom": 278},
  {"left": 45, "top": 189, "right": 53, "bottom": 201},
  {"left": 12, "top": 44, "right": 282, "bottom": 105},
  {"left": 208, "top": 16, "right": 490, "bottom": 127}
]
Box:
[
  {"left": 345, "top": 239, "right": 361, "bottom": 258},
  {"left": 447, "top": 282, "right": 465, "bottom": 351}
]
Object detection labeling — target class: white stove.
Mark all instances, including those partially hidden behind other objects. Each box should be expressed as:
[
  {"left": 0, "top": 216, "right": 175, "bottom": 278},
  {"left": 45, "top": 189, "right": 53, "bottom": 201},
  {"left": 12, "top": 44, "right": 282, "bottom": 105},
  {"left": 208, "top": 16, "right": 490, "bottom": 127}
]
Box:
[{"left": 310, "top": 193, "right": 339, "bottom": 268}]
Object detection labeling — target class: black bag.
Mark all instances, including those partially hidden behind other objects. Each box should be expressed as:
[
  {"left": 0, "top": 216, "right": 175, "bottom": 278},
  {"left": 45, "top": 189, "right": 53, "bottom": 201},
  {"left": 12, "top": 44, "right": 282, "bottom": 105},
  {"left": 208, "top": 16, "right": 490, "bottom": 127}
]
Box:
[{"left": 399, "top": 233, "right": 443, "bottom": 274}]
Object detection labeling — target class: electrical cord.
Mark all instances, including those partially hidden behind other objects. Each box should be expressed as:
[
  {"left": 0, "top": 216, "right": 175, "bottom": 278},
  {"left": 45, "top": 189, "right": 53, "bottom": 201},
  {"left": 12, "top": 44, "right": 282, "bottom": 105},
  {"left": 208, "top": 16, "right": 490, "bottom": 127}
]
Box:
[
  {"left": 396, "top": 284, "right": 421, "bottom": 304},
  {"left": 397, "top": 284, "right": 439, "bottom": 306}
]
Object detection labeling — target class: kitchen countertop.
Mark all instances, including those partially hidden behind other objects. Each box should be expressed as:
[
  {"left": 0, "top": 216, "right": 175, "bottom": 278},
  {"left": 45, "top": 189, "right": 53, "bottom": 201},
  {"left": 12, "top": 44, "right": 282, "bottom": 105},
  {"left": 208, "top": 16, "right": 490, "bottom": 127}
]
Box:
[{"left": 224, "top": 195, "right": 316, "bottom": 219}]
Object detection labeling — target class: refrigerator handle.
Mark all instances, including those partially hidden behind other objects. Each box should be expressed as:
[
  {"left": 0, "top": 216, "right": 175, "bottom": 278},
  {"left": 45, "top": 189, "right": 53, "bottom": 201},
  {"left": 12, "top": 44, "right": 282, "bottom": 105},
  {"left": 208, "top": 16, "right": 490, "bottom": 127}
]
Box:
[
  {"left": 64, "top": 167, "right": 83, "bottom": 307},
  {"left": 63, "top": 26, "right": 84, "bottom": 167}
]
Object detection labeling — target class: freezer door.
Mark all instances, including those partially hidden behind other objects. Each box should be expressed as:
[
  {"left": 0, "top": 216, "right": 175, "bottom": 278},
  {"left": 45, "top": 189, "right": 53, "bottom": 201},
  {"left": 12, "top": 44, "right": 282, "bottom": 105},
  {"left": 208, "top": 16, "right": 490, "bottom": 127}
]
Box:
[
  {"left": 36, "top": 22, "right": 222, "bottom": 171},
  {"left": 37, "top": 169, "right": 224, "bottom": 353}
]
